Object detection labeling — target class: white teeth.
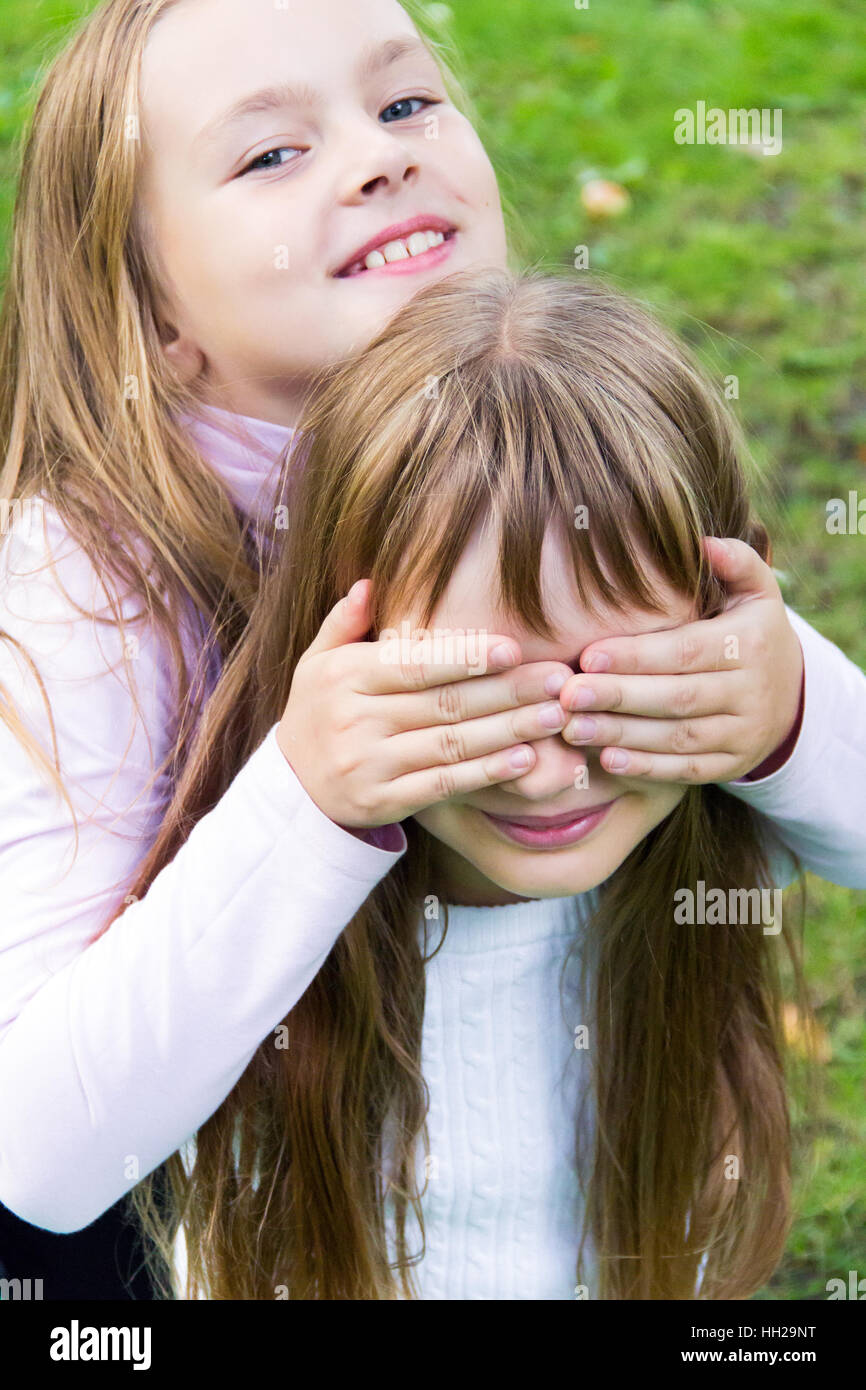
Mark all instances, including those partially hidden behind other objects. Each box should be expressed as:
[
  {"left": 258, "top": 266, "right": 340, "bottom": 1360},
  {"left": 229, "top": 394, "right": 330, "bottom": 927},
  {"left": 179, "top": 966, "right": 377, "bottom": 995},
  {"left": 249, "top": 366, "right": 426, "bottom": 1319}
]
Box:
[
  {"left": 381, "top": 239, "right": 410, "bottom": 263},
  {"left": 361, "top": 228, "right": 448, "bottom": 272}
]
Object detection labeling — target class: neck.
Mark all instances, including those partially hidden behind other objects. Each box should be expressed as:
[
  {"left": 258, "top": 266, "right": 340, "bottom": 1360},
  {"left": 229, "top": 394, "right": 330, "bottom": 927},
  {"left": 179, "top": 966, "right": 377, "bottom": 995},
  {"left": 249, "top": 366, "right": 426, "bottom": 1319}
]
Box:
[
  {"left": 200, "top": 379, "right": 314, "bottom": 432},
  {"left": 177, "top": 400, "right": 296, "bottom": 526},
  {"left": 446, "top": 888, "right": 540, "bottom": 908}
]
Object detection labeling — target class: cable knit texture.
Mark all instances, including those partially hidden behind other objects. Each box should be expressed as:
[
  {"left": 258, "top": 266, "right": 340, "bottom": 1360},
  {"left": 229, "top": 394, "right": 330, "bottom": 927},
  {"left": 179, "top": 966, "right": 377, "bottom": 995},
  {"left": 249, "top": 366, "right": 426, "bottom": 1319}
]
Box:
[
  {"left": 386, "top": 893, "right": 594, "bottom": 1300},
  {"left": 173, "top": 892, "right": 597, "bottom": 1301}
]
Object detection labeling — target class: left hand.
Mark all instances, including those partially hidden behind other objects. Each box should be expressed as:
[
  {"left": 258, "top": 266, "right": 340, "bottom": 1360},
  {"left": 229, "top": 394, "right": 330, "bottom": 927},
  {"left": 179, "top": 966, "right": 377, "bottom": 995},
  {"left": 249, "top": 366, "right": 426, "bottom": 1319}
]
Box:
[{"left": 557, "top": 537, "right": 805, "bottom": 783}]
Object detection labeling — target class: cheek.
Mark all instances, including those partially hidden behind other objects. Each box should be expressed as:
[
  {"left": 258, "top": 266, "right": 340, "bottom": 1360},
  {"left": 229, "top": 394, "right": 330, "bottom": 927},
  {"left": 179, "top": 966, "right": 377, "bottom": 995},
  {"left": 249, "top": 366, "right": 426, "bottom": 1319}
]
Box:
[
  {"left": 627, "top": 782, "right": 688, "bottom": 833},
  {"left": 440, "top": 112, "right": 499, "bottom": 188},
  {"left": 149, "top": 199, "right": 240, "bottom": 308},
  {"left": 161, "top": 189, "right": 283, "bottom": 291},
  {"left": 411, "top": 804, "right": 458, "bottom": 844}
]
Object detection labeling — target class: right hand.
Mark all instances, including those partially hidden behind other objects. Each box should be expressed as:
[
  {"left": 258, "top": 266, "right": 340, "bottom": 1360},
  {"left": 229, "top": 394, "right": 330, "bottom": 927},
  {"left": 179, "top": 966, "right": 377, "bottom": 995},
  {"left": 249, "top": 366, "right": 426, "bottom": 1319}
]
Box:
[{"left": 276, "top": 579, "right": 575, "bottom": 828}]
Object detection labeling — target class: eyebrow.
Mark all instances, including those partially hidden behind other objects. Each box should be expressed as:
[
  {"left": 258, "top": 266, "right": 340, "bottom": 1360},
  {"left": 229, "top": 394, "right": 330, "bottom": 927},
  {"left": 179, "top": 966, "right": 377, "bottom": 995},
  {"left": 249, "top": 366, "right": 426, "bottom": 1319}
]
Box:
[{"left": 193, "top": 36, "right": 436, "bottom": 153}]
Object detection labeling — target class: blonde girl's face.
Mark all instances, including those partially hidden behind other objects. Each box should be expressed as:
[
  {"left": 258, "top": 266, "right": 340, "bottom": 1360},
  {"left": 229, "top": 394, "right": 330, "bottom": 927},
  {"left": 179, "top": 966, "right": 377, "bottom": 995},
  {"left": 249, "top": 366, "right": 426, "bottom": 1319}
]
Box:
[
  {"left": 138, "top": 0, "right": 508, "bottom": 425},
  {"left": 385, "top": 520, "right": 695, "bottom": 908}
]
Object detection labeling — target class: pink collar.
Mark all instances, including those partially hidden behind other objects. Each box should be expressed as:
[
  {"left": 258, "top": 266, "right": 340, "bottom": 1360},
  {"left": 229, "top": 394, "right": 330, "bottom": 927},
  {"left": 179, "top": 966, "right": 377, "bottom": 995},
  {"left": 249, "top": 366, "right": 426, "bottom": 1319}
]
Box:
[{"left": 177, "top": 403, "right": 296, "bottom": 526}]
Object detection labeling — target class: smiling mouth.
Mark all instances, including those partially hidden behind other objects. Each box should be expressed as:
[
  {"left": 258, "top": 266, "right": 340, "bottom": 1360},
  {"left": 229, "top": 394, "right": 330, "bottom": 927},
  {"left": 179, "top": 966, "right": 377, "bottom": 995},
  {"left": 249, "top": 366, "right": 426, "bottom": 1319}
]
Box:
[
  {"left": 335, "top": 227, "right": 457, "bottom": 278},
  {"left": 483, "top": 804, "right": 613, "bottom": 828},
  {"left": 478, "top": 801, "right": 616, "bottom": 849}
]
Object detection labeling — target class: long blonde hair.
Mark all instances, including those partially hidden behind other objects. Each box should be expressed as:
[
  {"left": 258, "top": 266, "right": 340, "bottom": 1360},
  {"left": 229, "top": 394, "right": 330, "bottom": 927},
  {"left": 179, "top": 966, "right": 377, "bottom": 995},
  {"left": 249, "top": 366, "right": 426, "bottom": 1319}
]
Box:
[
  {"left": 118, "top": 265, "right": 813, "bottom": 1300},
  {"left": 0, "top": 0, "right": 499, "bottom": 807}
]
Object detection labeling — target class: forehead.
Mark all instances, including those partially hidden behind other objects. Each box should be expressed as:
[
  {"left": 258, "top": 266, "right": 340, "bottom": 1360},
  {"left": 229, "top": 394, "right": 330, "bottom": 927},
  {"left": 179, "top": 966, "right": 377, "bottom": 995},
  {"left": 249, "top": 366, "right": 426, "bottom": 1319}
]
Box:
[
  {"left": 139, "top": 0, "right": 424, "bottom": 149},
  {"left": 391, "top": 519, "right": 696, "bottom": 660}
]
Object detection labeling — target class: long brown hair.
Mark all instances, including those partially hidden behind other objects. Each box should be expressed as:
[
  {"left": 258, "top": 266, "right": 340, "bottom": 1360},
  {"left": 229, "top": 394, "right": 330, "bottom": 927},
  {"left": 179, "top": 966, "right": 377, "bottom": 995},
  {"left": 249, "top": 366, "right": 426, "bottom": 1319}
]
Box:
[
  {"left": 119, "top": 265, "right": 812, "bottom": 1300},
  {"left": 0, "top": 0, "right": 494, "bottom": 810}
]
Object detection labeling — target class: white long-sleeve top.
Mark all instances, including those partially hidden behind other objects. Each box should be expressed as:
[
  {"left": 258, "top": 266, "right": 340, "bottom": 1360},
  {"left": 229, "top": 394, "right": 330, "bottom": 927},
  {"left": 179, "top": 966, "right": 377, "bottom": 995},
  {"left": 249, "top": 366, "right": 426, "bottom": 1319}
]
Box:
[
  {"left": 0, "top": 404, "right": 864, "bottom": 1293},
  {"left": 169, "top": 831, "right": 804, "bottom": 1302},
  {"left": 171, "top": 890, "right": 600, "bottom": 1300}
]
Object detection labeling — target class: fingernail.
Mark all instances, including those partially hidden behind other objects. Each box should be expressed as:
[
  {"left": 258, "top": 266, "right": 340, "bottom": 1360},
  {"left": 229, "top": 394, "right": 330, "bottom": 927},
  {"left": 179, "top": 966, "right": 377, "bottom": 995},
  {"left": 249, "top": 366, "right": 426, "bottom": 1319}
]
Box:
[
  {"left": 608, "top": 750, "right": 629, "bottom": 771},
  {"left": 585, "top": 652, "right": 610, "bottom": 672},
  {"left": 509, "top": 747, "right": 532, "bottom": 768},
  {"left": 539, "top": 702, "right": 567, "bottom": 728},
  {"left": 544, "top": 671, "right": 568, "bottom": 697},
  {"left": 568, "top": 716, "right": 597, "bottom": 743},
  {"left": 569, "top": 685, "right": 596, "bottom": 710},
  {"left": 490, "top": 643, "right": 518, "bottom": 667}
]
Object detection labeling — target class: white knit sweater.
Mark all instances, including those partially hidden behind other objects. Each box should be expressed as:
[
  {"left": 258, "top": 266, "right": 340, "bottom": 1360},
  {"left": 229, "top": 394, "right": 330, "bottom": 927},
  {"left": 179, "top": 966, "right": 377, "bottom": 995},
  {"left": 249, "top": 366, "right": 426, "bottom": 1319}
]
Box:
[
  {"left": 172, "top": 892, "right": 594, "bottom": 1300},
  {"left": 382, "top": 893, "right": 594, "bottom": 1300}
]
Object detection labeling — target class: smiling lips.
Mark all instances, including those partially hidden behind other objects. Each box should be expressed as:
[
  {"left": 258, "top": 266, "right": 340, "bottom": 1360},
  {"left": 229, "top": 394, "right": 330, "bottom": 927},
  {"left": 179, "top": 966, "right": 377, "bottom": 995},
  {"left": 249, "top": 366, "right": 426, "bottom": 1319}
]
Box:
[
  {"left": 334, "top": 214, "right": 456, "bottom": 277},
  {"left": 484, "top": 803, "right": 614, "bottom": 829},
  {"left": 480, "top": 802, "right": 616, "bottom": 849}
]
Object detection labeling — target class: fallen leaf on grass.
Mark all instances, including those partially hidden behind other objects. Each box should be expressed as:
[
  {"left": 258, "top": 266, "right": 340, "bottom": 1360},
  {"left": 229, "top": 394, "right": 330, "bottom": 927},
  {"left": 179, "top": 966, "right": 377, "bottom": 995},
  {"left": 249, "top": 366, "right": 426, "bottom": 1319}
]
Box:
[{"left": 783, "top": 1002, "right": 832, "bottom": 1062}]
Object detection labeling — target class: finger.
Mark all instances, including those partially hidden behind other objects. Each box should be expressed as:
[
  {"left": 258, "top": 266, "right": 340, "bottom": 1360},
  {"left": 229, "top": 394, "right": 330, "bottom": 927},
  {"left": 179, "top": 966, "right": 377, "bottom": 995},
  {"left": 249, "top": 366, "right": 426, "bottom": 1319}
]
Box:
[
  {"left": 382, "top": 696, "right": 572, "bottom": 777},
  {"left": 384, "top": 742, "right": 551, "bottom": 815},
  {"left": 304, "top": 579, "right": 376, "bottom": 657},
  {"left": 561, "top": 710, "right": 741, "bottom": 755},
  {"left": 702, "top": 536, "right": 779, "bottom": 606},
  {"left": 577, "top": 612, "right": 750, "bottom": 677},
  {"left": 597, "top": 746, "right": 738, "bottom": 783},
  {"left": 560, "top": 670, "right": 740, "bottom": 718},
  {"left": 578, "top": 539, "right": 782, "bottom": 677},
  {"left": 360, "top": 628, "right": 523, "bottom": 694},
  {"left": 380, "top": 660, "right": 575, "bottom": 731}
]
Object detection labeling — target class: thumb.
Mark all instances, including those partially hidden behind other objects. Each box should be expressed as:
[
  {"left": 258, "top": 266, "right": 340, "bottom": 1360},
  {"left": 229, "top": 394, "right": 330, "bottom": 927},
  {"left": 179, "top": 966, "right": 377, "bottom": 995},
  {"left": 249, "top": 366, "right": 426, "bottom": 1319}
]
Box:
[
  {"left": 305, "top": 579, "right": 374, "bottom": 657},
  {"left": 702, "top": 536, "right": 778, "bottom": 605}
]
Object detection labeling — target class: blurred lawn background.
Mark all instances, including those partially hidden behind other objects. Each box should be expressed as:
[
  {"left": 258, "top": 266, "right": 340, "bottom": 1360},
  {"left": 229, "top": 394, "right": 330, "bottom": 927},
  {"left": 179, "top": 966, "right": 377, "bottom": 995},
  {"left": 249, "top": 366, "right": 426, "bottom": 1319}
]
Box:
[{"left": 0, "top": 0, "right": 863, "bottom": 1299}]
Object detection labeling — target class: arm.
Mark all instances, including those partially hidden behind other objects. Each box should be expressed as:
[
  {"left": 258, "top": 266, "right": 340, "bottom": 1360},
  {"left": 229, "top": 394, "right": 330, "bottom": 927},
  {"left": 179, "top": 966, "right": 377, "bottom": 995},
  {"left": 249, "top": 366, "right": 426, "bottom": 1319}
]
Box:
[
  {"left": 719, "top": 606, "right": 866, "bottom": 889},
  {"left": 0, "top": 514, "right": 406, "bottom": 1233}
]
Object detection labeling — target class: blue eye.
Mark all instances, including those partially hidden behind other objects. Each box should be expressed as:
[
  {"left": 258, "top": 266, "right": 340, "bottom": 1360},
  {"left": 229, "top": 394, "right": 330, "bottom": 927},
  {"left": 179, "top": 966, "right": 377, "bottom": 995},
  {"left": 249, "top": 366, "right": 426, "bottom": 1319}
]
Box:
[
  {"left": 380, "top": 96, "right": 437, "bottom": 123},
  {"left": 239, "top": 147, "right": 302, "bottom": 176}
]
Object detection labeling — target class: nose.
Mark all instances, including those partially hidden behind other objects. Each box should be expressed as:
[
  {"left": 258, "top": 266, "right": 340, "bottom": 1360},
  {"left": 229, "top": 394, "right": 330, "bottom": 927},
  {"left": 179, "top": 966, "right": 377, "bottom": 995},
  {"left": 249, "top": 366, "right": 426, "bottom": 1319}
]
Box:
[
  {"left": 335, "top": 117, "right": 420, "bottom": 203},
  {"left": 499, "top": 733, "right": 594, "bottom": 805}
]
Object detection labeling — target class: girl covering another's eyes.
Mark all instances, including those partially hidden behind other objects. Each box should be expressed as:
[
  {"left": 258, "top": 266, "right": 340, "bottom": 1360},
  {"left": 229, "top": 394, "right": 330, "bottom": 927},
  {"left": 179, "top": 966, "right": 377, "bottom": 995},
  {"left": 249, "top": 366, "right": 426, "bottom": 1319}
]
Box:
[
  {"left": 125, "top": 266, "right": 860, "bottom": 1300},
  {"left": 0, "top": 0, "right": 864, "bottom": 1303}
]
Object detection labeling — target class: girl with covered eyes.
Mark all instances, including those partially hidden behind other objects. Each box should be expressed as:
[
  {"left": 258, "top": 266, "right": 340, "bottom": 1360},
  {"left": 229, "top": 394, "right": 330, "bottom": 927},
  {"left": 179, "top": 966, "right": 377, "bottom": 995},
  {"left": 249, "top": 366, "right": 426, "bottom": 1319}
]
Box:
[
  {"left": 119, "top": 267, "right": 864, "bottom": 1299},
  {"left": 1, "top": 0, "right": 864, "bottom": 1298}
]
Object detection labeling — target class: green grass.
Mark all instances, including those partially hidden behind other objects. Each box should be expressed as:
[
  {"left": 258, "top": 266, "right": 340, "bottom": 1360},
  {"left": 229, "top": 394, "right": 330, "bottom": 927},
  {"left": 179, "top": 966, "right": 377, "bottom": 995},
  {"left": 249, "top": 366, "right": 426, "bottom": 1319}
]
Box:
[
  {"left": 2, "top": 0, "right": 864, "bottom": 1299},
  {"left": 426, "top": 0, "right": 866, "bottom": 1298}
]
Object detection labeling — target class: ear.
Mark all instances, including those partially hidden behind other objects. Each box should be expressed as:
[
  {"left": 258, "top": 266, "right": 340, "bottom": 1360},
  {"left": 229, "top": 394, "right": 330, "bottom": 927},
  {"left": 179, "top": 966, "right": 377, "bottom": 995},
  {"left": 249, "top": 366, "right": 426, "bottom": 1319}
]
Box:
[{"left": 160, "top": 321, "right": 206, "bottom": 385}]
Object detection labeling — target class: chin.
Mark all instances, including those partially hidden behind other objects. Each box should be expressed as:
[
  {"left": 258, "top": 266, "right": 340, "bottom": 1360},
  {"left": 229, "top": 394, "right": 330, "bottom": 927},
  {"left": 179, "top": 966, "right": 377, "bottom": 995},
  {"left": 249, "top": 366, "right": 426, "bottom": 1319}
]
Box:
[
  {"left": 475, "top": 847, "right": 621, "bottom": 900},
  {"left": 415, "top": 810, "right": 628, "bottom": 901}
]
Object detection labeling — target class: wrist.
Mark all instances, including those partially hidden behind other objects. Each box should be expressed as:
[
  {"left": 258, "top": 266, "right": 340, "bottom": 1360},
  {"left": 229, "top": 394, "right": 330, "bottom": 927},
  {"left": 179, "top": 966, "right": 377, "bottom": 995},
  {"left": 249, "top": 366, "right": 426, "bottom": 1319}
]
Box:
[
  {"left": 337, "top": 822, "right": 404, "bottom": 850},
  {"left": 742, "top": 663, "right": 805, "bottom": 781}
]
